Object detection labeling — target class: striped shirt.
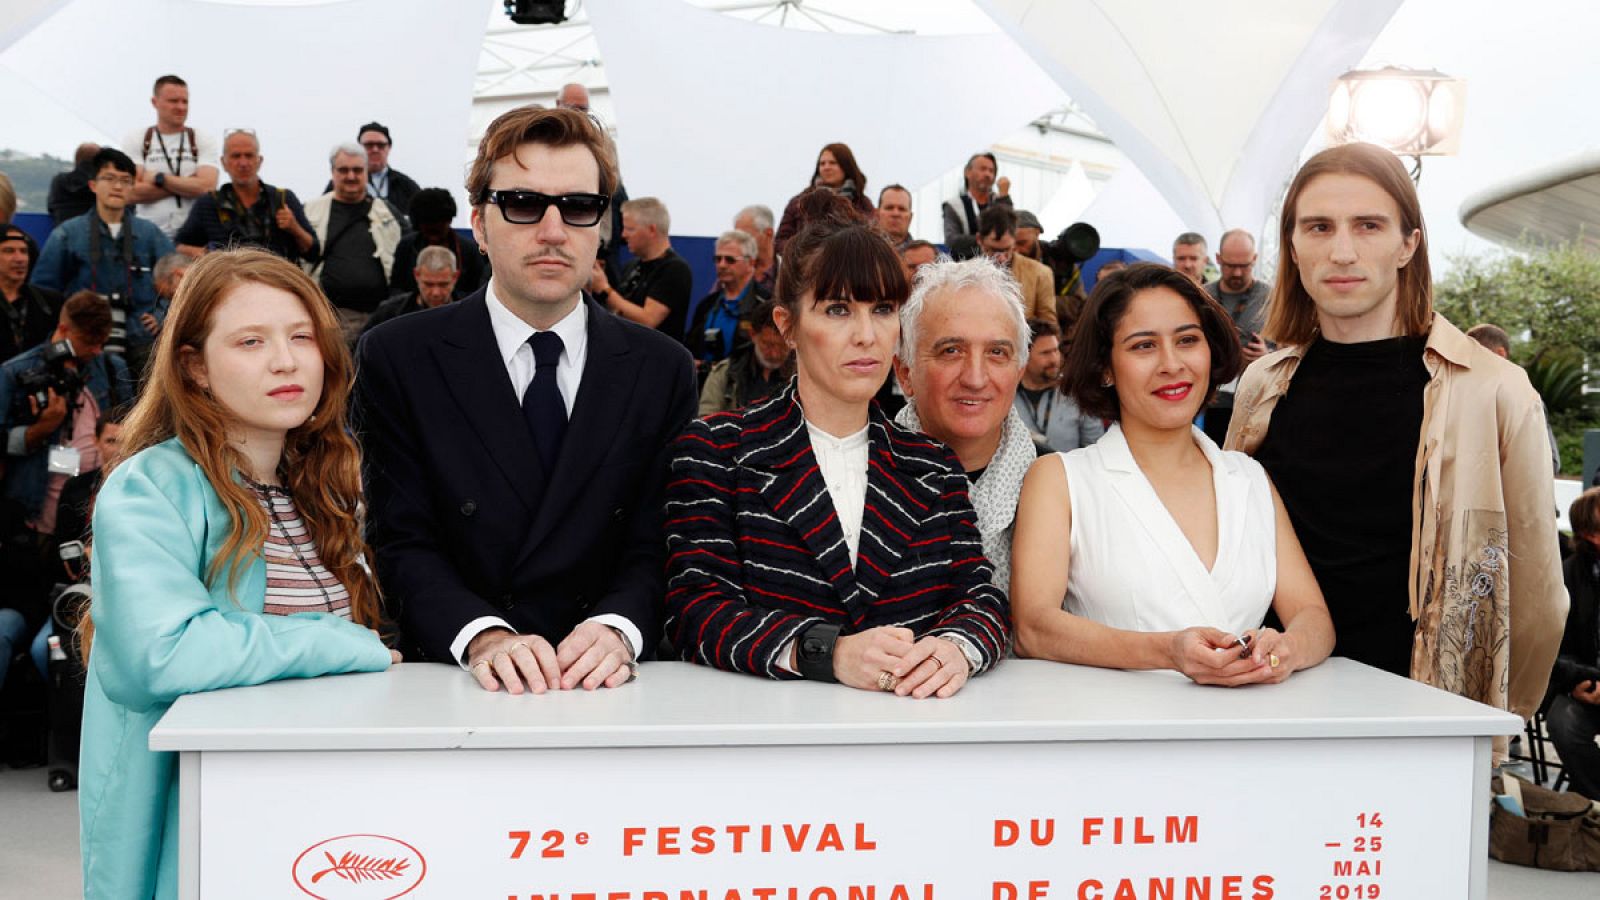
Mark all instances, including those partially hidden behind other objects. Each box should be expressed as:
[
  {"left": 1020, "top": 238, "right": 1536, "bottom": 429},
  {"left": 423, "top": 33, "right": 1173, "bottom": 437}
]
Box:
[{"left": 248, "top": 480, "right": 352, "bottom": 619}]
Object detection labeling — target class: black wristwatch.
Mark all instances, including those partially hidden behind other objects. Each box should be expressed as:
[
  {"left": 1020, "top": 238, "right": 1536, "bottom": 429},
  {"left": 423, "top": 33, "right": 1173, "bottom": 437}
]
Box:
[
  {"left": 796, "top": 622, "right": 841, "bottom": 682},
  {"left": 153, "top": 172, "right": 167, "bottom": 190}
]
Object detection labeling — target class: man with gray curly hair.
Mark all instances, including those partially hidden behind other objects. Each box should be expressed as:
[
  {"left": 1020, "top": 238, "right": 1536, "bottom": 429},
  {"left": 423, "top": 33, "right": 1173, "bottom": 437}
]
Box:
[{"left": 893, "top": 256, "right": 1037, "bottom": 588}]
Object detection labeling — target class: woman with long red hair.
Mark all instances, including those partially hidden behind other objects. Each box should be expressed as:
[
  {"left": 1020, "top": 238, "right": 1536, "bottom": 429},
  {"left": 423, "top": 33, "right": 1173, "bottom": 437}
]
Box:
[{"left": 77, "top": 248, "right": 398, "bottom": 899}]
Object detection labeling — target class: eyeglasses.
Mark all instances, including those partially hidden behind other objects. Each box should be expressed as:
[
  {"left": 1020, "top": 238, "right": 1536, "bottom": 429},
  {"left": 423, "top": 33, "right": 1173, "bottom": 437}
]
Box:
[
  {"left": 361, "top": 140, "right": 391, "bottom": 150},
  {"left": 480, "top": 190, "right": 610, "bottom": 227},
  {"left": 713, "top": 254, "right": 748, "bottom": 264}
]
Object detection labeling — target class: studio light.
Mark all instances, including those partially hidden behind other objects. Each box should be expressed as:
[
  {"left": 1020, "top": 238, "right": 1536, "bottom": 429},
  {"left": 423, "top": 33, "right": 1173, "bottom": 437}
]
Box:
[{"left": 1325, "top": 66, "right": 1467, "bottom": 158}]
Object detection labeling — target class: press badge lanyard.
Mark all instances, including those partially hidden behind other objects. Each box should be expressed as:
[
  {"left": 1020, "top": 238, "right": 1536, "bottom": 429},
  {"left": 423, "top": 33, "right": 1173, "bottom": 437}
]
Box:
[
  {"left": 153, "top": 130, "right": 190, "bottom": 209},
  {"left": 47, "top": 390, "right": 88, "bottom": 479},
  {"left": 1021, "top": 388, "right": 1056, "bottom": 434},
  {"left": 85, "top": 210, "right": 136, "bottom": 302}
]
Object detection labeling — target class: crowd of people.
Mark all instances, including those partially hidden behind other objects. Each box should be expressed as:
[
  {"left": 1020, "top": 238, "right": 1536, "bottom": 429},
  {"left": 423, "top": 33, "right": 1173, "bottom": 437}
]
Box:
[{"left": 0, "top": 74, "right": 1595, "bottom": 899}]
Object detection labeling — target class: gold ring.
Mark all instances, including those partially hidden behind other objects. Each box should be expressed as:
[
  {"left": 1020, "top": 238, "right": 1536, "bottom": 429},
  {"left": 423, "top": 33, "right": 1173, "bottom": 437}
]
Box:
[
  {"left": 932, "top": 656, "right": 944, "bottom": 668},
  {"left": 509, "top": 642, "right": 530, "bottom": 654},
  {"left": 877, "top": 671, "right": 897, "bottom": 692},
  {"left": 1269, "top": 653, "right": 1280, "bottom": 668},
  {"left": 471, "top": 660, "right": 490, "bottom": 671}
]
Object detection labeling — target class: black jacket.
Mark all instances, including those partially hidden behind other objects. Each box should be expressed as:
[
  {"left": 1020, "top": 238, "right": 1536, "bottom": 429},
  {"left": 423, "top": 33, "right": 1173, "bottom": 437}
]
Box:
[
  {"left": 1555, "top": 544, "right": 1600, "bottom": 695},
  {"left": 354, "top": 289, "right": 696, "bottom": 662},
  {"left": 684, "top": 282, "right": 770, "bottom": 364}
]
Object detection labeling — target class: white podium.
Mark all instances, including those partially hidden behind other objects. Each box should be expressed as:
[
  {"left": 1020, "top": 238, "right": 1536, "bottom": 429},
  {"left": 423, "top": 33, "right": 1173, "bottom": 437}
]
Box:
[{"left": 151, "top": 658, "right": 1519, "bottom": 900}]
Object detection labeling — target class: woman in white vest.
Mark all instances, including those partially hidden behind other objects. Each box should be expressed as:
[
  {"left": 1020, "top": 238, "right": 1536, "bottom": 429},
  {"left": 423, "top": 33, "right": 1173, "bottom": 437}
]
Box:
[{"left": 1009, "top": 263, "right": 1333, "bottom": 685}]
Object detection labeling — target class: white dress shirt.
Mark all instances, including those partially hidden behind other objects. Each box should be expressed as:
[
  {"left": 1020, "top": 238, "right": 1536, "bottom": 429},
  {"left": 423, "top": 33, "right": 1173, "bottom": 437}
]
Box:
[
  {"left": 449, "top": 282, "right": 643, "bottom": 667},
  {"left": 806, "top": 420, "right": 870, "bottom": 567}
]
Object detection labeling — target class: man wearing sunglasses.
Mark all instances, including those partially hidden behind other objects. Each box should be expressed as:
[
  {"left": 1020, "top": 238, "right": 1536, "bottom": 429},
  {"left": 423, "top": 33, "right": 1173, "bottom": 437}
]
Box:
[
  {"left": 684, "top": 229, "right": 768, "bottom": 379},
  {"left": 321, "top": 121, "right": 420, "bottom": 219},
  {"left": 355, "top": 105, "right": 697, "bottom": 696}
]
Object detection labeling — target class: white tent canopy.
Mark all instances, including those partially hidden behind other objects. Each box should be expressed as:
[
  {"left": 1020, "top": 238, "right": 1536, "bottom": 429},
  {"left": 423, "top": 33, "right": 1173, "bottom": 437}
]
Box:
[
  {"left": 976, "top": 0, "right": 1404, "bottom": 241},
  {"left": 1, "top": 0, "right": 491, "bottom": 215},
  {"left": 586, "top": 0, "right": 1066, "bottom": 237}
]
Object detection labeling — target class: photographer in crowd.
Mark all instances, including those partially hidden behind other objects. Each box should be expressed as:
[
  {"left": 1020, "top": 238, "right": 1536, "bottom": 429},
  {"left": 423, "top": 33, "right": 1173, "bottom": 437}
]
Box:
[
  {"left": 0, "top": 291, "right": 129, "bottom": 677},
  {"left": 32, "top": 148, "right": 174, "bottom": 379}
]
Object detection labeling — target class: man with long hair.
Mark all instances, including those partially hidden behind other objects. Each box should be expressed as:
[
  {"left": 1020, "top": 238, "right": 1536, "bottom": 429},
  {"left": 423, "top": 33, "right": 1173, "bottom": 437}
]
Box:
[{"left": 1225, "top": 143, "right": 1566, "bottom": 759}]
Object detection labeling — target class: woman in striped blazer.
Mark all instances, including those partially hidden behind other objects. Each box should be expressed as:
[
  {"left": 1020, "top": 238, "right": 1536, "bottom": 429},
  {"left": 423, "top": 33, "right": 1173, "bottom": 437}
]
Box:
[{"left": 664, "top": 202, "right": 1010, "bottom": 698}]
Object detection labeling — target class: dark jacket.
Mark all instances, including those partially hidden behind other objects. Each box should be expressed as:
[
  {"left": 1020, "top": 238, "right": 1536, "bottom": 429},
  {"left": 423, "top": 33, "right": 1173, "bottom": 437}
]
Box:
[
  {"left": 684, "top": 281, "right": 769, "bottom": 363},
  {"left": 774, "top": 187, "right": 875, "bottom": 255},
  {"left": 0, "top": 344, "right": 130, "bottom": 520},
  {"left": 389, "top": 231, "right": 488, "bottom": 297},
  {"left": 1555, "top": 544, "right": 1600, "bottom": 695},
  {"left": 360, "top": 291, "right": 429, "bottom": 337},
  {"left": 697, "top": 347, "right": 791, "bottom": 417},
  {"left": 663, "top": 383, "right": 1011, "bottom": 677},
  {"left": 48, "top": 165, "right": 97, "bottom": 225},
  {"left": 32, "top": 211, "right": 173, "bottom": 349},
  {"left": 1, "top": 284, "right": 63, "bottom": 365},
  {"left": 173, "top": 182, "right": 319, "bottom": 264},
  {"left": 354, "top": 289, "right": 697, "bottom": 663}
]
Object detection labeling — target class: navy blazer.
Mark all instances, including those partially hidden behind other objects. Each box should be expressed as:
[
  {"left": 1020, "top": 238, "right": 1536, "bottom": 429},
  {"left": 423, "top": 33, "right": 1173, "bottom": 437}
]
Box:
[
  {"left": 664, "top": 383, "right": 1011, "bottom": 678},
  {"left": 354, "top": 289, "right": 697, "bottom": 663}
]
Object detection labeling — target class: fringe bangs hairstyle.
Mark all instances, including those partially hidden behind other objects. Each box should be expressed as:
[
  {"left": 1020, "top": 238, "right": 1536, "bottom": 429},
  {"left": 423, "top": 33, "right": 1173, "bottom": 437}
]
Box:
[
  {"left": 85, "top": 248, "right": 382, "bottom": 651},
  {"left": 775, "top": 196, "right": 909, "bottom": 327},
  {"left": 1265, "top": 142, "right": 1432, "bottom": 346}
]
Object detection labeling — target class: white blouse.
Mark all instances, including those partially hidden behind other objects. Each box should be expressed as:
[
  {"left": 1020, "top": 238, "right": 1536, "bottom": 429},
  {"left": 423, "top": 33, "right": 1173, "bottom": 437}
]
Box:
[
  {"left": 806, "top": 420, "right": 870, "bottom": 567},
  {"left": 1059, "top": 424, "right": 1278, "bottom": 636}
]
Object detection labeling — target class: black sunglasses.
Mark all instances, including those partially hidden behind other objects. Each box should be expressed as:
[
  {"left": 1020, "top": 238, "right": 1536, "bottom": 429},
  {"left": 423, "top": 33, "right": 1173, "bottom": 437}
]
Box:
[{"left": 480, "top": 190, "right": 610, "bottom": 227}]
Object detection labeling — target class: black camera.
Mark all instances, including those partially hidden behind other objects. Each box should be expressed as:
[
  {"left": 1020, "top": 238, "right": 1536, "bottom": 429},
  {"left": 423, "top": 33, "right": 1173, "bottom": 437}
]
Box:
[{"left": 12, "top": 339, "right": 86, "bottom": 424}]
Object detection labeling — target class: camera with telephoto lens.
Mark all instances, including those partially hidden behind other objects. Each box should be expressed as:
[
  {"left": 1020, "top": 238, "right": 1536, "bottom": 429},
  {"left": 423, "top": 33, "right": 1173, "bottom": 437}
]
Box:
[{"left": 11, "top": 339, "right": 86, "bottom": 424}]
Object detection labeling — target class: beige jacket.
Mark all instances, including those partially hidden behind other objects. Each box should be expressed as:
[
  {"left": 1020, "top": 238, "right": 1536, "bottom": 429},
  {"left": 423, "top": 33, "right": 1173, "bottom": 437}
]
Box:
[
  {"left": 1011, "top": 253, "right": 1057, "bottom": 327},
  {"left": 1226, "top": 315, "right": 1567, "bottom": 730},
  {"left": 301, "top": 192, "right": 402, "bottom": 282}
]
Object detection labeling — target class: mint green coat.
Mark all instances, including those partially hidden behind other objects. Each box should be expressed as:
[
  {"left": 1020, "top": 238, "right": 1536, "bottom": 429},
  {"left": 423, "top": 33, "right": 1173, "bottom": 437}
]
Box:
[{"left": 78, "top": 438, "right": 391, "bottom": 899}]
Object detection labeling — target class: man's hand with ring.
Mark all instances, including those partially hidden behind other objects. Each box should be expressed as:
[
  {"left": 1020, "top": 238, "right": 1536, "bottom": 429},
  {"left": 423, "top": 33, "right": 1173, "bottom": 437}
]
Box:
[
  {"left": 466, "top": 628, "right": 561, "bottom": 694},
  {"left": 555, "top": 620, "right": 636, "bottom": 690}
]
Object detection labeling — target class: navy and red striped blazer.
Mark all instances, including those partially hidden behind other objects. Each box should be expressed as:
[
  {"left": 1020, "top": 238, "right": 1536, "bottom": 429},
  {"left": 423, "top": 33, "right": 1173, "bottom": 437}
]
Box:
[{"left": 664, "top": 383, "right": 1011, "bottom": 678}]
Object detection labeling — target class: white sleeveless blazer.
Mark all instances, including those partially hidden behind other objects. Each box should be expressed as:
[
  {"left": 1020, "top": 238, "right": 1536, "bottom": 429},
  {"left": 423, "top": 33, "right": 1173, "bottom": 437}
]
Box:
[{"left": 1059, "top": 424, "right": 1277, "bottom": 635}]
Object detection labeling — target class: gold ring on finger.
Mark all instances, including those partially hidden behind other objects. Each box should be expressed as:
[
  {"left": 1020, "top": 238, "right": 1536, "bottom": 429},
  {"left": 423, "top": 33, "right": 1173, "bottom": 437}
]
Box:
[
  {"left": 471, "top": 660, "right": 490, "bottom": 672},
  {"left": 877, "top": 670, "right": 896, "bottom": 692},
  {"left": 509, "top": 642, "right": 530, "bottom": 654},
  {"left": 1269, "top": 653, "right": 1280, "bottom": 668}
]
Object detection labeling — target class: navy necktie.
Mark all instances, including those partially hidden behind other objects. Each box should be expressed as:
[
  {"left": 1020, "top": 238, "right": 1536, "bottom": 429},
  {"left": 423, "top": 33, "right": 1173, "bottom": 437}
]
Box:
[{"left": 522, "top": 331, "right": 567, "bottom": 472}]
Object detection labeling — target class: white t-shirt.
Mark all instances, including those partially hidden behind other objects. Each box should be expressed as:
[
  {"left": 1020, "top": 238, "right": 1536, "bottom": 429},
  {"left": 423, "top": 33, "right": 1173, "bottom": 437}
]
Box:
[{"left": 122, "top": 125, "right": 218, "bottom": 237}]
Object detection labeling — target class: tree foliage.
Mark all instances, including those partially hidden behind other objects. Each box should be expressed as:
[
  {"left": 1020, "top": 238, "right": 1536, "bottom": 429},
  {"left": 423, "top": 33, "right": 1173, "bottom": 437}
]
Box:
[
  {"left": 1435, "top": 243, "right": 1600, "bottom": 476},
  {"left": 1434, "top": 242, "right": 1600, "bottom": 363}
]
